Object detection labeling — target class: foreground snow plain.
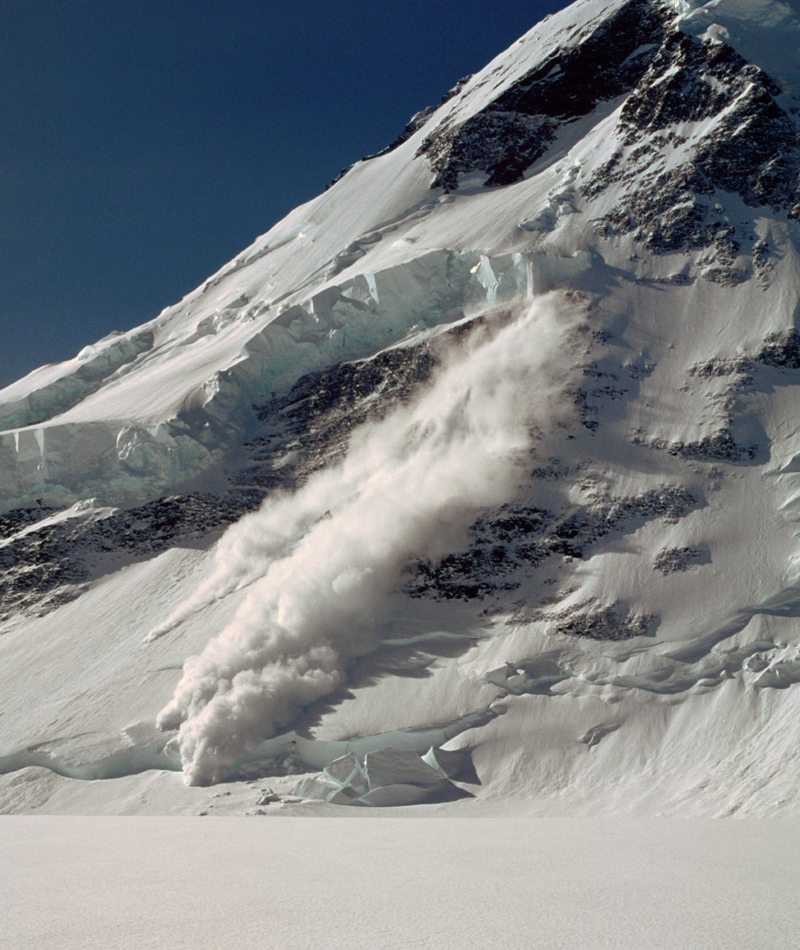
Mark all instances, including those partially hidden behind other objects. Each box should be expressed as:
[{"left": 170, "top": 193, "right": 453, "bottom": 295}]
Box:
[{"left": 4, "top": 817, "right": 799, "bottom": 950}]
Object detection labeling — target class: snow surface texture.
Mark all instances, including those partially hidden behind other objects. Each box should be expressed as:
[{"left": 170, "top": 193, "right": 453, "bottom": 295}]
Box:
[
  {"left": 3, "top": 0, "right": 800, "bottom": 815},
  {"left": 4, "top": 818, "right": 799, "bottom": 950}
]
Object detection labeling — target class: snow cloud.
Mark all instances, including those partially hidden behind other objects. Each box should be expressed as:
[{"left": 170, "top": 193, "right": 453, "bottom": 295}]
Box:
[{"left": 155, "top": 294, "right": 582, "bottom": 785}]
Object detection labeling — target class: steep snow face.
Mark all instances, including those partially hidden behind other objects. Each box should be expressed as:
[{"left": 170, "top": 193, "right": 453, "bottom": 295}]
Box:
[
  {"left": 3, "top": 0, "right": 800, "bottom": 813},
  {"left": 0, "top": 0, "right": 796, "bottom": 513}
]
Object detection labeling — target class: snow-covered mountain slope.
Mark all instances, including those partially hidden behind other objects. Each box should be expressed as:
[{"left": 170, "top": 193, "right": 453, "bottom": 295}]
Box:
[{"left": 3, "top": 0, "right": 800, "bottom": 815}]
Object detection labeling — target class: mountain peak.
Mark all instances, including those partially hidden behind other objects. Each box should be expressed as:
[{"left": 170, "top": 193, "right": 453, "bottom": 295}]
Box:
[{"left": 3, "top": 0, "right": 800, "bottom": 814}]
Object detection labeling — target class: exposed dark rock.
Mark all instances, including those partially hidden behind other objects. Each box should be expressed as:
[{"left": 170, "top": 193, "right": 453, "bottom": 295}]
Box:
[
  {"left": 587, "top": 27, "right": 800, "bottom": 253},
  {"left": 690, "top": 331, "right": 800, "bottom": 380},
  {"left": 688, "top": 358, "right": 748, "bottom": 378},
  {"left": 666, "top": 429, "right": 758, "bottom": 463},
  {"left": 653, "top": 545, "right": 710, "bottom": 573},
  {"left": 554, "top": 603, "right": 657, "bottom": 640},
  {"left": 490, "top": 0, "right": 666, "bottom": 119},
  {"left": 417, "top": 0, "right": 667, "bottom": 190},
  {"left": 701, "top": 263, "right": 751, "bottom": 286},
  {"left": 419, "top": 111, "right": 557, "bottom": 191},
  {"left": 622, "top": 273, "right": 695, "bottom": 287},
  {"left": 0, "top": 490, "right": 264, "bottom": 620},
  {"left": 619, "top": 32, "right": 782, "bottom": 141},
  {"left": 757, "top": 329, "right": 800, "bottom": 369},
  {"left": 573, "top": 365, "right": 628, "bottom": 431},
  {"left": 243, "top": 307, "right": 530, "bottom": 492},
  {"left": 240, "top": 342, "right": 439, "bottom": 490},
  {"left": 753, "top": 239, "right": 778, "bottom": 285},
  {"left": 531, "top": 459, "right": 572, "bottom": 480},
  {"left": 0, "top": 506, "right": 58, "bottom": 541},
  {"left": 257, "top": 345, "right": 437, "bottom": 429},
  {"left": 407, "top": 487, "right": 700, "bottom": 604},
  {"left": 664, "top": 331, "right": 800, "bottom": 473}
]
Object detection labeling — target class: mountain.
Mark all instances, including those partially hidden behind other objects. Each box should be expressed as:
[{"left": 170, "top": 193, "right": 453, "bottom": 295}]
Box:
[{"left": 2, "top": 0, "right": 800, "bottom": 815}]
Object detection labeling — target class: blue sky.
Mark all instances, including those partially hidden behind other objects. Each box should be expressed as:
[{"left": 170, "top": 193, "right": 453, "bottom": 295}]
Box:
[{"left": 0, "top": 0, "right": 569, "bottom": 389}]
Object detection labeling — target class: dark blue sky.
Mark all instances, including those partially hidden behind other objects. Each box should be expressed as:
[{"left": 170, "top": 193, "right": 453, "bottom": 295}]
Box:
[{"left": 1, "top": 0, "right": 569, "bottom": 390}]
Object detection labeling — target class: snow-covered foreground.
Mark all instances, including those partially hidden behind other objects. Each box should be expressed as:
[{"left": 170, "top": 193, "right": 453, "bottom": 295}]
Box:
[{"left": 3, "top": 817, "right": 798, "bottom": 950}]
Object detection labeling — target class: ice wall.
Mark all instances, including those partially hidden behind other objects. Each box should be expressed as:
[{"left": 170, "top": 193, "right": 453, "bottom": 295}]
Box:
[
  {"left": 0, "top": 421, "right": 215, "bottom": 510},
  {"left": 0, "top": 249, "right": 589, "bottom": 512}
]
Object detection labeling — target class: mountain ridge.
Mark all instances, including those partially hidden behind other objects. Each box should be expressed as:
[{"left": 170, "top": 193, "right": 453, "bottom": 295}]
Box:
[{"left": 2, "top": 0, "right": 800, "bottom": 813}]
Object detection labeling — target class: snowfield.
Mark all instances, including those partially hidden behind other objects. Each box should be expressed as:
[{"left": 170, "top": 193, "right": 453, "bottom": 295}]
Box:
[{"left": 3, "top": 817, "right": 799, "bottom": 950}]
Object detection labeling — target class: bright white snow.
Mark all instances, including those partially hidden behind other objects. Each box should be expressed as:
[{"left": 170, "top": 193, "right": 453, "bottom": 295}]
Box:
[
  {"left": 3, "top": 817, "right": 799, "bottom": 950},
  {"left": 2, "top": 0, "right": 800, "bottom": 819}
]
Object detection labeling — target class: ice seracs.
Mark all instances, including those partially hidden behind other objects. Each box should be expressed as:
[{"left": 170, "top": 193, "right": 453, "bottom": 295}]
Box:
[{"left": 292, "top": 748, "right": 475, "bottom": 807}]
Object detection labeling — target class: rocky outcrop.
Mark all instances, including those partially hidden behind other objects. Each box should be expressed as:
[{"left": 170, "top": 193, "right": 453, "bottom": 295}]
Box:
[
  {"left": 417, "top": 0, "right": 668, "bottom": 190},
  {"left": 587, "top": 28, "right": 800, "bottom": 252},
  {"left": 407, "top": 487, "right": 700, "bottom": 604},
  {"left": 0, "top": 490, "right": 263, "bottom": 619}
]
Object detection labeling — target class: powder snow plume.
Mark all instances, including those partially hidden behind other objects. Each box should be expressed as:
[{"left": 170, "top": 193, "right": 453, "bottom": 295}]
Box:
[{"left": 156, "top": 295, "right": 582, "bottom": 785}]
